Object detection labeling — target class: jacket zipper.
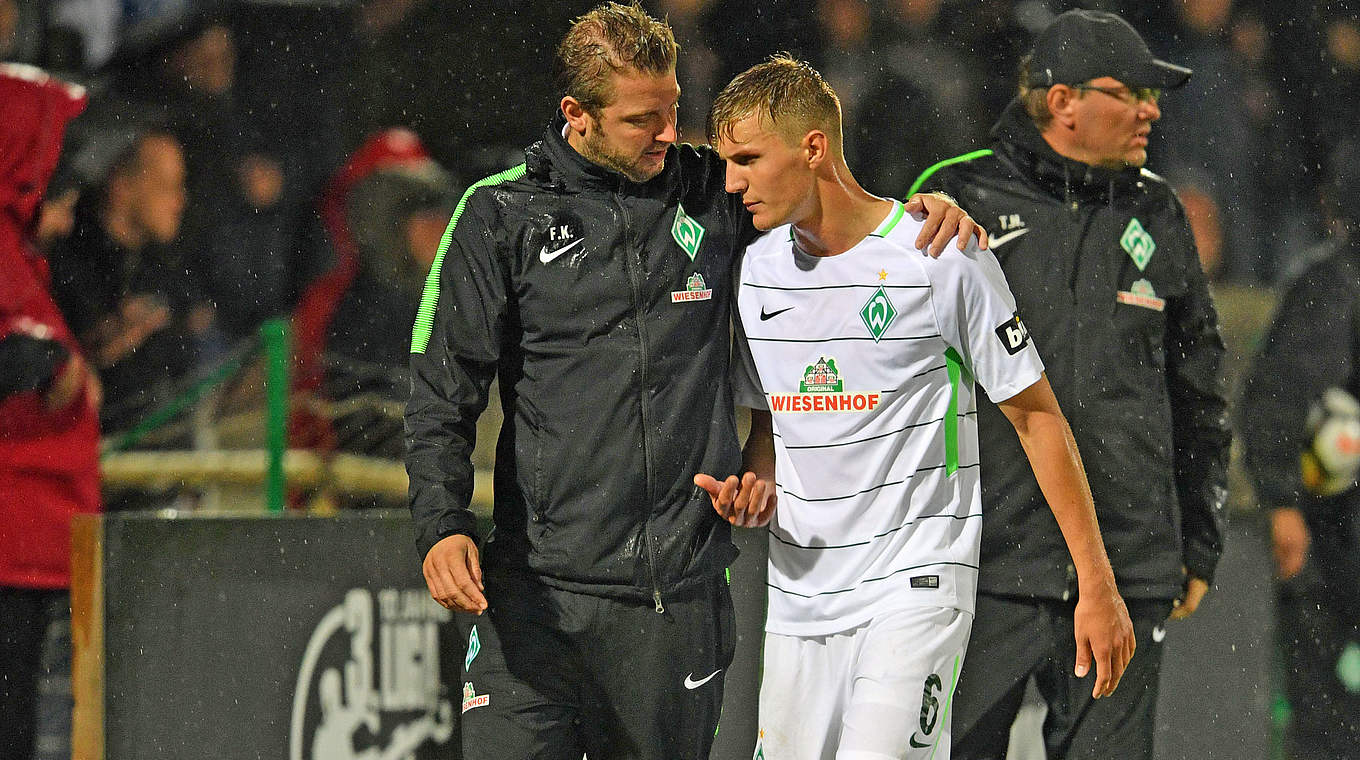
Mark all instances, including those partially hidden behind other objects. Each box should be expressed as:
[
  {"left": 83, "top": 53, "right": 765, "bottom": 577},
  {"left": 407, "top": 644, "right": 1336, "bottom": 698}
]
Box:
[{"left": 616, "top": 189, "right": 665, "bottom": 614}]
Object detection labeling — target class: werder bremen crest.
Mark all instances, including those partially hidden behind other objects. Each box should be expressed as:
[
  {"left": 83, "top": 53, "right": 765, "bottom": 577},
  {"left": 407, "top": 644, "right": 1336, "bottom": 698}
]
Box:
[
  {"left": 800, "top": 357, "right": 843, "bottom": 393},
  {"left": 464, "top": 626, "right": 481, "bottom": 671},
  {"left": 860, "top": 285, "right": 897, "bottom": 342},
  {"left": 672, "top": 203, "right": 705, "bottom": 260},
  {"left": 1120, "top": 218, "right": 1156, "bottom": 270}
]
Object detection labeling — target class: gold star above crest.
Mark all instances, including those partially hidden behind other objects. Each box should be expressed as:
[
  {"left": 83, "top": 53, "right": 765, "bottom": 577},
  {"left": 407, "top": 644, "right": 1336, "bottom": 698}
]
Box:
[{"left": 878, "top": 269, "right": 888, "bottom": 281}]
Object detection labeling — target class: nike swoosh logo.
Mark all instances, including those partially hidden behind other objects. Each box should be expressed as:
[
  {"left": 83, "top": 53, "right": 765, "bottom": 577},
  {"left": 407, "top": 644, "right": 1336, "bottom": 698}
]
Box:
[
  {"left": 760, "top": 306, "right": 793, "bottom": 321},
  {"left": 990, "top": 227, "right": 1030, "bottom": 247},
  {"left": 539, "top": 238, "right": 584, "bottom": 264},
  {"left": 909, "top": 733, "right": 932, "bottom": 748},
  {"left": 683, "top": 669, "right": 723, "bottom": 689},
  {"left": 1151, "top": 624, "right": 1166, "bottom": 643}
]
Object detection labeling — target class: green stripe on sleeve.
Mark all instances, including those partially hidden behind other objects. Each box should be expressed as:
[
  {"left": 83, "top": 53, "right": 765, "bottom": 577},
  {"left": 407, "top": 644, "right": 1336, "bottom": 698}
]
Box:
[
  {"left": 906, "top": 149, "right": 993, "bottom": 197},
  {"left": 410, "top": 163, "right": 527, "bottom": 355},
  {"left": 943, "top": 348, "right": 964, "bottom": 476}
]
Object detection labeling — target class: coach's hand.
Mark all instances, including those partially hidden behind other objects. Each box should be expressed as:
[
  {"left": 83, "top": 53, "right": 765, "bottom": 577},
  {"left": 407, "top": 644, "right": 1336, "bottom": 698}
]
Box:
[
  {"left": 423, "top": 534, "right": 487, "bottom": 614},
  {"left": 695, "top": 471, "right": 776, "bottom": 528},
  {"left": 905, "top": 192, "right": 989, "bottom": 256},
  {"left": 1073, "top": 576, "right": 1135, "bottom": 699},
  {"left": 1169, "top": 572, "right": 1209, "bottom": 620}
]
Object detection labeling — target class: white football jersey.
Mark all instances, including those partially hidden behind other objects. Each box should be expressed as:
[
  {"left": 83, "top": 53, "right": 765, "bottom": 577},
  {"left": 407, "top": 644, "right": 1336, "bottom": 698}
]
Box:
[{"left": 733, "top": 199, "right": 1045, "bottom": 636}]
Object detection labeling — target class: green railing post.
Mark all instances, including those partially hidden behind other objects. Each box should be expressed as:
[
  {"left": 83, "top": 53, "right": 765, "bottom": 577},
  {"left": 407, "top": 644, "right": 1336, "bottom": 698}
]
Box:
[{"left": 261, "top": 318, "right": 290, "bottom": 512}]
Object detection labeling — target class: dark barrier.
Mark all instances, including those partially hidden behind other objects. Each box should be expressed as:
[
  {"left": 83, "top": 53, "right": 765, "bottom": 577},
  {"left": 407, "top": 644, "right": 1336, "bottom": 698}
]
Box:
[
  {"left": 72, "top": 511, "right": 464, "bottom": 760},
  {"left": 70, "top": 510, "right": 770, "bottom": 759},
  {"left": 72, "top": 509, "right": 1270, "bottom": 760}
]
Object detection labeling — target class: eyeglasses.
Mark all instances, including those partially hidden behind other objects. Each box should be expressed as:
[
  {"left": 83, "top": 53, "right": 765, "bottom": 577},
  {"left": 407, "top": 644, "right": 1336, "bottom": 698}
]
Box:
[{"left": 1073, "top": 84, "right": 1162, "bottom": 105}]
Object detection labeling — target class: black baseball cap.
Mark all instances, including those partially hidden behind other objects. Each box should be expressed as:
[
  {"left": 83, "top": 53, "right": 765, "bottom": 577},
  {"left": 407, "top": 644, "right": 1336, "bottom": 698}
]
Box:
[{"left": 1025, "top": 10, "right": 1192, "bottom": 90}]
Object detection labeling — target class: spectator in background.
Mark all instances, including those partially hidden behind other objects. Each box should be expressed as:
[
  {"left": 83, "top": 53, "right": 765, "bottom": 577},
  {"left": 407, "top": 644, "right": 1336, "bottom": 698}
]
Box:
[
  {"left": 704, "top": 0, "right": 821, "bottom": 91},
  {"left": 846, "top": 0, "right": 988, "bottom": 198},
  {"left": 1227, "top": 7, "right": 1305, "bottom": 281},
  {"left": 1172, "top": 173, "right": 1227, "bottom": 278},
  {"left": 1152, "top": 0, "right": 1267, "bottom": 281},
  {"left": 655, "top": 0, "right": 723, "bottom": 142},
  {"left": 1315, "top": 10, "right": 1360, "bottom": 186},
  {"left": 290, "top": 128, "right": 454, "bottom": 462},
  {"left": 1239, "top": 137, "right": 1360, "bottom": 760},
  {"left": 0, "top": 63, "right": 100, "bottom": 760},
  {"left": 48, "top": 129, "right": 212, "bottom": 434},
  {"left": 97, "top": 18, "right": 299, "bottom": 343},
  {"left": 0, "top": 0, "right": 19, "bottom": 59},
  {"left": 336, "top": 0, "right": 585, "bottom": 179},
  {"left": 812, "top": 0, "right": 876, "bottom": 124},
  {"left": 881, "top": 0, "right": 990, "bottom": 140}
]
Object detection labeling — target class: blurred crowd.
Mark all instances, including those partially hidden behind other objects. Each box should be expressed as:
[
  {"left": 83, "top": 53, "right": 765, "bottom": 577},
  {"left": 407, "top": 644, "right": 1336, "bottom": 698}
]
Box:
[
  {"left": 3, "top": 2, "right": 1360, "bottom": 758},
  {"left": 1, "top": 0, "right": 1357, "bottom": 444}
]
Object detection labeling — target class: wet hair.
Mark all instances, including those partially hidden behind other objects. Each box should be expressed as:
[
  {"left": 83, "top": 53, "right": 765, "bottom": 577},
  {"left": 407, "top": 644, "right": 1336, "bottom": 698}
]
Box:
[
  {"left": 707, "top": 54, "right": 842, "bottom": 148},
  {"left": 555, "top": 2, "right": 678, "bottom": 114}
]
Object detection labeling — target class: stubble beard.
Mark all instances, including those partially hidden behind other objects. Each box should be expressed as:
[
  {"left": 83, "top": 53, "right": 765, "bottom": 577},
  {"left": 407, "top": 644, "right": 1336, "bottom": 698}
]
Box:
[{"left": 581, "top": 129, "right": 663, "bottom": 184}]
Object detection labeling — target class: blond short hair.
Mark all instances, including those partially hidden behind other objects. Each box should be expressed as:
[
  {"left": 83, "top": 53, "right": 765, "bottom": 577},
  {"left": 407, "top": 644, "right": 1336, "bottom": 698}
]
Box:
[
  {"left": 707, "top": 54, "right": 843, "bottom": 148},
  {"left": 555, "top": 2, "right": 678, "bottom": 114}
]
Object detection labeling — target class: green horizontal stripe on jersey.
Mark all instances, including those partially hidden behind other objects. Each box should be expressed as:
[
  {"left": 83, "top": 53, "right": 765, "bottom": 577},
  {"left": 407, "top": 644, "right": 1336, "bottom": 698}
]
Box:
[
  {"left": 777, "top": 461, "right": 979, "bottom": 503},
  {"left": 768, "top": 560, "right": 980, "bottom": 598},
  {"left": 907, "top": 149, "right": 994, "bottom": 197},
  {"left": 410, "top": 162, "right": 527, "bottom": 355},
  {"left": 769, "top": 511, "right": 983, "bottom": 551}
]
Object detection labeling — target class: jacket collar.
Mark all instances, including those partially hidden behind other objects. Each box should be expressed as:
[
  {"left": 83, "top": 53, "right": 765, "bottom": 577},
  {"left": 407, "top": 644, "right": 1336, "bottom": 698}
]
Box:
[
  {"left": 526, "top": 112, "right": 675, "bottom": 193},
  {"left": 991, "top": 98, "right": 1143, "bottom": 204}
]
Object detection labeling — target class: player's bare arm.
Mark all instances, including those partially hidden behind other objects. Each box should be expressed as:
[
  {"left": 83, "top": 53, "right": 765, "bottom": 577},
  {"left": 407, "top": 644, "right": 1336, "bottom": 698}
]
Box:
[
  {"left": 695, "top": 409, "right": 776, "bottom": 528},
  {"left": 422, "top": 534, "right": 486, "bottom": 614},
  {"left": 997, "top": 375, "right": 1135, "bottom": 699},
  {"left": 905, "top": 192, "right": 989, "bottom": 255}
]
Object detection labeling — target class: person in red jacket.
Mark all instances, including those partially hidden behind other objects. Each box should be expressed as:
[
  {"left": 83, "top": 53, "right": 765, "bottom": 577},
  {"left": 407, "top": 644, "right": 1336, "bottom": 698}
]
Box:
[{"left": 0, "top": 63, "right": 101, "bottom": 760}]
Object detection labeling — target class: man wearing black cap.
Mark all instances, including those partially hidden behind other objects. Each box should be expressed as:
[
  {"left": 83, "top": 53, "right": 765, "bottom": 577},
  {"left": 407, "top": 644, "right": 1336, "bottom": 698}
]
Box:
[
  {"left": 910, "top": 10, "right": 1230, "bottom": 760},
  {"left": 1239, "top": 138, "right": 1360, "bottom": 760}
]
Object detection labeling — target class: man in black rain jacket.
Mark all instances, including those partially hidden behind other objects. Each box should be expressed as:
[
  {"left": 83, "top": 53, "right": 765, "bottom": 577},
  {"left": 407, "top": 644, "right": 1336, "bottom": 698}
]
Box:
[{"left": 911, "top": 10, "right": 1230, "bottom": 760}]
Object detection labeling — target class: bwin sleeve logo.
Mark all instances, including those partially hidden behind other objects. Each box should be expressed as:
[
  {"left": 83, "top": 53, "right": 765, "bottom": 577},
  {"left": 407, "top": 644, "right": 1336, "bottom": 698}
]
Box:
[{"left": 995, "top": 312, "right": 1030, "bottom": 355}]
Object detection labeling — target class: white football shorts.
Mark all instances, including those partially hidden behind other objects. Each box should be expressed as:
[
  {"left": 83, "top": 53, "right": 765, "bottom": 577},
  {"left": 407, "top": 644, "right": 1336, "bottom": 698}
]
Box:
[{"left": 754, "top": 605, "right": 972, "bottom": 760}]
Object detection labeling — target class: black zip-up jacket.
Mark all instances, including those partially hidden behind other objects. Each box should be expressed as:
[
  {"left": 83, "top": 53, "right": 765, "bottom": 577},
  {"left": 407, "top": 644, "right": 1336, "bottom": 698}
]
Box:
[
  {"left": 912, "top": 100, "right": 1230, "bottom": 601},
  {"left": 405, "top": 117, "right": 754, "bottom": 603},
  {"left": 1240, "top": 236, "right": 1360, "bottom": 621}
]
